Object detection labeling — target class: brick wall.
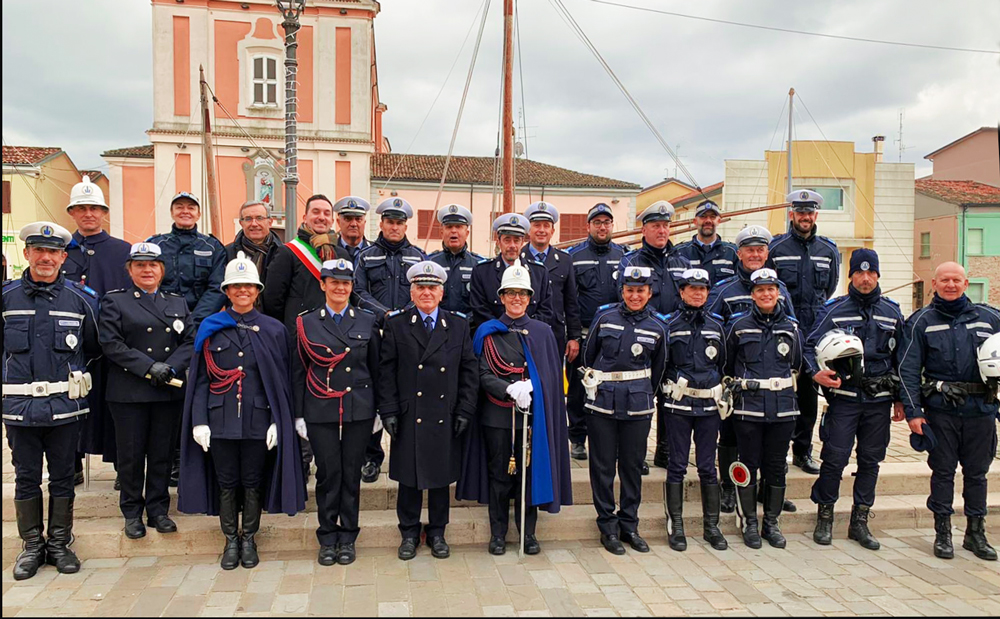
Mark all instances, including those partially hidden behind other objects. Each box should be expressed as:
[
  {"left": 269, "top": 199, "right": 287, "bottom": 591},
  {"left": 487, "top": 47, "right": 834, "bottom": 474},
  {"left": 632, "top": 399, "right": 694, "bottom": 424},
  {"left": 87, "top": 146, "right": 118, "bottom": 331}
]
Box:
[{"left": 968, "top": 255, "right": 1000, "bottom": 306}]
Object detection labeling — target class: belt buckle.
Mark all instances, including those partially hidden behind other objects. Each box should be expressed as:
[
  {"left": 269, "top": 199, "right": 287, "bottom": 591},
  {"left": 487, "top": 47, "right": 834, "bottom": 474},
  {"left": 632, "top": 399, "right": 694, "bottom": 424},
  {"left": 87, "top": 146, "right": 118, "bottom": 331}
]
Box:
[
  {"left": 769, "top": 378, "right": 783, "bottom": 391},
  {"left": 611, "top": 372, "right": 623, "bottom": 381},
  {"left": 29, "top": 382, "right": 49, "bottom": 397}
]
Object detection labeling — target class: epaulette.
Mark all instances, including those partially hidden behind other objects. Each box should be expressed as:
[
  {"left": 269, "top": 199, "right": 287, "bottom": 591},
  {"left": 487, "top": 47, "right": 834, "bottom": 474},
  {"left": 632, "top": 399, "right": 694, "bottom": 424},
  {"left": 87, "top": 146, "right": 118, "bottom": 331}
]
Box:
[
  {"left": 356, "top": 307, "right": 375, "bottom": 316},
  {"left": 71, "top": 281, "right": 98, "bottom": 298},
  {"left": 618, "top": 243, "right": 632, "bottom": 252},
  {"left": 164, "top": 291, "right": 183, "bottom": 298},
  {"left": 469, "top": 253, "right": 486, "bottom": 262},
  {"left": 477, "top": 257, "right": 492, "bottom": 265},
  {"left": 449, "top": 310, "right": 469, "bottom": 320},
  {"left": 105, "top": 288, "right": 128, "bottom": 295},
  {"left": 710, "top": 312, "right": 725, "bottom": 321},
  {"left": 525, "top": 258, "right": 544, "bottom": 267},
  {"left": 817, "top": 235, "right": 838, "bottom": 249},
  {"left": 715, "top": 275, "right": 737, "bottom": 287},
  {"left": 597, "top": 302, "right": 616, "bottom": 312},
  {"left": 298, "top": 307, "right": 314, "bottom": 317},
  {"left": 386, "top": 309, "right": 406, "bottom": 319},
  {"left": 786, "top": 315, "right": 799, "bottom": 324},
  {"left": 824, "top": 295, "right": 847, "bottom": 306},
  {"left": 565, "top": 242, "right": 584, "bottom": 254},
  {"left": 659, "top": 312, "right": 673, "bottom": 322},
  {"left": 730, "top": 311, "right": 749, "bottom": 320},
  {"left": 883, "top": 297, "right": 900, "bottom": 307}
]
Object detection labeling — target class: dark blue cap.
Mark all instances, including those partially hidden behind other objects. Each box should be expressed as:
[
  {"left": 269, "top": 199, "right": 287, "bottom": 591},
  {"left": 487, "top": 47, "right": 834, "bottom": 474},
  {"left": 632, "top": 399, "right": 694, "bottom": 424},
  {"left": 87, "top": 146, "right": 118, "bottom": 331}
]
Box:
[
  {"left": 588, "top": 203, "right": 614, "bottom": 222},
  {"left": 909, "top": 423, "right": 938, "bottom": 453},
  {"left": 850, "top": 248, "right": 880, "bottom": 277},
  {"left": 696, "top": 200, "right": 721, "bottom": 216}
]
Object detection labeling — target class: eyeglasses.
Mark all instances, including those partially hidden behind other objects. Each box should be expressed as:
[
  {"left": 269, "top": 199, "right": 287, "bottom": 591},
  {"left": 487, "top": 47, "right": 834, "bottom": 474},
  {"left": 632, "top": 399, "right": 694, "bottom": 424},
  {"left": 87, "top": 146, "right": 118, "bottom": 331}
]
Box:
[
  {"left": 590, "top": 220, "right": 613, "bottom": 228},
  {"left": 503, "top": 291, "right": 531, "bottom": 299},
  {"left": 240, "top": 216, "right": 270, "bottom": 224}
]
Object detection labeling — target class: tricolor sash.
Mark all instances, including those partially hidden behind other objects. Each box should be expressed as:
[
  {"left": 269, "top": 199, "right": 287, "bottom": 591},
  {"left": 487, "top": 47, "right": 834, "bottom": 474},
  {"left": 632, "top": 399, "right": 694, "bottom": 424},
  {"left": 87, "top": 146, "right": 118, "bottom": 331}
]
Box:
[{"left": 287, "top": 238, "right": 322, "bottom": 281}]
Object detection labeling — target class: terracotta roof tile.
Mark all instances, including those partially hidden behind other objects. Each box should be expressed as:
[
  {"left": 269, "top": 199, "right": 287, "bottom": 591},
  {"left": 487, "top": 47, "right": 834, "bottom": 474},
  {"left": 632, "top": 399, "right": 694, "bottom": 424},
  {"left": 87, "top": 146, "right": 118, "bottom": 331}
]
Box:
[
  {"left": 371, "top": 153, "right": 640, "bottom": 190},
  {"left": 79, "top": 170, "right": 106, "bottom": 183},
  {"left": 672, "top": 181, "right": 724, "bottom": 208},
  {"left": 101, "top": 144, "right": 154, "bottom": 159},
  {"left": 915, "top": 179, "right": 1000, "bottom": 206},
  {"left": 2, "top": 145, "right": 63, "bottom": 166}
]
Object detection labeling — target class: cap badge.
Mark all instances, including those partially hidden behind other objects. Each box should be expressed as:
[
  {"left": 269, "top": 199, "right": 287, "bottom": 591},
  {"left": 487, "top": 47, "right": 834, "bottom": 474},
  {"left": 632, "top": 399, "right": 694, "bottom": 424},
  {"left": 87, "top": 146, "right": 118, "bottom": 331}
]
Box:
[
  {"left": 394, "top": 198, "right": 402, "bottom": 208},
  {"left": 539, "top": 203, "right": 547, "bottom": 211},
  {"left": 237, "top": 263, "right": 247, "bottom": 272},
  {"left": 659, "top": 205, "right": 667, "bottom": 214},
  {"left": 82, "top": 185, "right": 93, "bottom": 194},
  {"left": 338, "top": 259, "right": 348, "bottom": 269},
  {"left": 630, "top": 268, "right": 642, "bottom": 279},
  {"left": 799, "top": 191, "right": 809, "bottom": 200},
  {"left": 861, "top": 261, "right": 870, "bottom": 271},
  {"left": 139, "top": 243, "right": 149, "bottom": 253},
  {"left": 424, "top": 264, "right": 434, "bottom": 274},
  {"left": 41, "top": 225, "right": 54, "bottom": 237},
  {"left": 749, "top": 226, "right": 759, "bottom": 236},
  {"left": 348, "top": 199, "right": 357, "bottom": 208},
  {"left": 449, "top": 205, "right": 458, "bottom": 214}
]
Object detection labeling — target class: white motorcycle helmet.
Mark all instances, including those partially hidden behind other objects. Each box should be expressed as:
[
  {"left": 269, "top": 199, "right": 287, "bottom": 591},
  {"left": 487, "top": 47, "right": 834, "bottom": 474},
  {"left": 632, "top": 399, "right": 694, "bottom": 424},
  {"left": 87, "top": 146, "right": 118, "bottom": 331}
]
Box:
[
  {"left": 815, "top": 329, "right": 865, "bottom": 387},
  {"left": 978, "top": 332, "right": 1000, "bottom": 383}
]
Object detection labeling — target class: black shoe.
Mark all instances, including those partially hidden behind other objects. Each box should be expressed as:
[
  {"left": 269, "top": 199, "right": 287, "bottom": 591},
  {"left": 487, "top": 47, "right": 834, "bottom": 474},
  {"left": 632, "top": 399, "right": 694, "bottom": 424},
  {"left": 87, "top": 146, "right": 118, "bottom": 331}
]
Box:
[
  {"left": 793, "top": 453, "right": 821, "bottom": 475},
  {"left": 783, "top": 499, "right": 798, "bottom": 513},
  {"left": 114, "top": 476, "right": 121, "bottom": 491},
  {"left": 361, "top": 461, "right": 380, "bottom": 484},
  {"left": 398, "top": 537, "right": 420, "bottom": 561},
  {"left": 74, "top": 470, "right": 85, "bottom": 487},
  {"left": 701, "top": 483, "right": 728, "bottom": 551},
  {"left": 337, "top": 542, "right": 356, "bottom": 565},
  {"left": 934, "top": 514, "right": 954, "bottom": 559},
  {"left": 814, "top": 504, "right": 834, "bottom": 546},
  {"left": 318, "top": 545, "right": 339, "bottom": 567},
  {"left": 665, "top": 482, "right": 686, "bottom": 552},
  {"left": 13, "top": 497, "right": 46, "bottom": 581},
  {"left": 761, "top": 486, "right": 787, "bottom": 549},
  {"left": 488, "top": 536, "right": 506, "bottom": 555},
  {"left": 147, "top": 514, "right": 178, "bottom": 534},
  {"left": 963, "top": 516, "right": 997, "bottom": 561},
  {"left": 653, "top": 447, "right": 670, "bottom": 469},
  {"left": 219, "top": 488, "right": 241, "bottom": 570},
  {"left": 621, "top": 531, "right": 650, "bottom": 553},
  {"left": 600, "top": 534, "right": 626, "bottom": 555},
  {"left": 571, "top": 442, "right": 588, "bottom": 461},
  {"left": 523, "top": 534, "right": 540, "bottom": 555},
  {"left": 848, "top": 505, "right": 880, "bottom": 551},
  {"left": 124, "top": 518, "right": 147, "bottom": 539},
  {"left": 641, "top": 462, "right": 650, "bottom": 476},
  {"left": 429, "top": 536, "right": 450, "bottom": 559}
]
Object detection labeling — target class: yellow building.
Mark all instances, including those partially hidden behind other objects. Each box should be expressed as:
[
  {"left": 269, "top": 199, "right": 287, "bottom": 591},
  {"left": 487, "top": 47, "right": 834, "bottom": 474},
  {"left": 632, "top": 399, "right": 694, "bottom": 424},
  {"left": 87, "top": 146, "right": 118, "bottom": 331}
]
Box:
[
  {"left": 2, "top": 146, "right": 86, "bottom": 279},
  {"left": 637, "top": 177, "right": 698, "bottom": 212}
]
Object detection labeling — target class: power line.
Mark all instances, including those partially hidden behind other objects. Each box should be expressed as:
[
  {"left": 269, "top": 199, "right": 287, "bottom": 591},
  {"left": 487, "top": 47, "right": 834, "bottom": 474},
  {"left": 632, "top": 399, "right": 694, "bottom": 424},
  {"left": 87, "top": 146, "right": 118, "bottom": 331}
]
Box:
[{"left": 588, "top": 0, "right": 1000, "bottom": 55}]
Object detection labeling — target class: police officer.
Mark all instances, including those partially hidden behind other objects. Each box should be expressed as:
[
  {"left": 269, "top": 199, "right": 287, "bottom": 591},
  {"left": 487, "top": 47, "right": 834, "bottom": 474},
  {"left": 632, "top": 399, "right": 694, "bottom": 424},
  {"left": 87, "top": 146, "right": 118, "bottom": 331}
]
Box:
[
  {"left": 469, "top": 213, "right": 554, "bottom": 332},
  {"left": 806, "top": 249, "right": 905, "bottom": 550},
  {"left": 899, "top": 261, "right": 1000, "bottom": 561},
  {"left": 618, "top": 200, "right": 691, "bottom": 470},
  {"left": 99, "top": 243, "right": 195, "bottom": 540},
  {"left": 724, "top": 268, "right": 804, "bottom": 549},
  {"left": 334, "top": 195, "right": 371, "bottom": 261},
  {"left": 673, "top": 200, "right": 738, "bottom": 284},
  {"left": 380, "top": 261, "right": 479, "bottom": 561},
  {"left": 521, "top": 201, "right": 583, "bottom": 366},
  {"left": 769, "top": 190, "right": 840, "bottom": 475},
  {"left": 566, "top": 203, "right": 629, "bottom": 460},
  {"left": 4, "top": 222, "right": 100, "bottom": 580},
  {"left": 355, "top": 197, "right": 426, "bottom": 483},
  {"left": 707, "top": 225, "right": 796, "bottom": 513},
  {"left": 428, "top": 204, "right": 484, "bottom": 315},
  {"left": 661, "top": 268, "right": 728, "bottom": 552},
  {"left": 580, "top": 266, "right": 667, "bottom": 555},
  {"left": 293, "top": 258, "right": 380, "bottom": 567}
]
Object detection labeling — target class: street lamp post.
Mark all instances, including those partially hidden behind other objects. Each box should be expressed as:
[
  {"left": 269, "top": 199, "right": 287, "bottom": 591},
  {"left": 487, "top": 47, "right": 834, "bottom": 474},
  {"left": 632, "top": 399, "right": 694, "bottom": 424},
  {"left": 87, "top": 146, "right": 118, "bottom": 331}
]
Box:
[{"left": 277, "top": 0, "right": 305, "bottom": 243}]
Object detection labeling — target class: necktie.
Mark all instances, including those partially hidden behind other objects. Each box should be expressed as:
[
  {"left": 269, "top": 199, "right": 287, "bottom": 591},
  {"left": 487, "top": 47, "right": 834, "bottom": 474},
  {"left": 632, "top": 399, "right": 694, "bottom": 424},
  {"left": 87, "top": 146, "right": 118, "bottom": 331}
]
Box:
[
  {"left": 333, "top": 313, "right": 342, "bottom": 325},
  {"left": 537, "top": 251, "right": 547, "bottom": 263},
  {"left": 424, "top": 315, "right": 434, "bottom": 333}
]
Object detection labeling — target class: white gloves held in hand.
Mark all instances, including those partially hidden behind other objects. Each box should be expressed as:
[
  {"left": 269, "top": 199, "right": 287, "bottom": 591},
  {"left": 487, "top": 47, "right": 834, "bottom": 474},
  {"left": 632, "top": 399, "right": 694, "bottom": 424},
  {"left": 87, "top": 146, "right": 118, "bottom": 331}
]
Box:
[
  {"left": 193, "top": 425, "right": 211, "bottom": 452},
  {"left": 506, "top": 379, "right": 533, "bottom": 410},
  {"left": 266, "top": 423, "right": 278, "bottom": 450},
  {"left": 295, "top": 418, "right": 309, "bottom": 441}
]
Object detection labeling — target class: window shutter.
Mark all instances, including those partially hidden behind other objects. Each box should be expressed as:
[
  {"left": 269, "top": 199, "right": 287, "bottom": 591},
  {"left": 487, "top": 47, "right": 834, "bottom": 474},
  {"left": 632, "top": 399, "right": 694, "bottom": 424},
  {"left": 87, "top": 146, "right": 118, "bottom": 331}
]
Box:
[
  {"left": 560, "top": 213, "right": 587, "bottom": 243},
  {"left": 418, "top": 210, "right": 443, "bottom": 240},
  {"left": 2, "top": 180, "right": 10, "bottom": 214}
]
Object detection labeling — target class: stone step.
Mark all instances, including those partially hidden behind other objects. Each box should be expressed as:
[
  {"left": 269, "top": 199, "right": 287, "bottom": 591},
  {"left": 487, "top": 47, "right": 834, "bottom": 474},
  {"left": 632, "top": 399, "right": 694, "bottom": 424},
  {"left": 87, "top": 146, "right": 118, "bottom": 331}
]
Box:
[
  {"left": 5, "top": 493, "right": 997, "bottom": 565},
  {"left": 5, "top": 461, "right": 996, "bottom": 522}
]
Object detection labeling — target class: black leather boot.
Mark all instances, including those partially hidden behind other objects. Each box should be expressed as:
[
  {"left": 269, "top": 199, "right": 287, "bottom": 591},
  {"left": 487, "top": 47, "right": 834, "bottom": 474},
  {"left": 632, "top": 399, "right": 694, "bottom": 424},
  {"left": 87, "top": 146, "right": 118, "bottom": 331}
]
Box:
[
  {"left": 761, "top": 486, "right": 786, "bottom": 549},
  {"left": 717, "top": 446, "right": 737, "bottom": 514},
  {"left": 665, "top": 482, "right": 686, "bottom": 551},
  {"left": 933, "top": 514, "right": 954, "bottom": 559},
  {"left": 848, "top": 505, "right": 880, "bottom": 550},
  {"left": 735, "top": 483, "right": 761, "bottom": 549},
  {"left": 963, "top": 516, "right": 997, "bottom": 561},
  {"left": 219, "top": 488, "right": 241, "bottom": 570},
  {"left": 701, "top": 483, "right": 728, "bottom": 551},
  {"left": 653, "top": 413, "right": 670, "bottom": 469},
  {"left": 813, "top": 503, "right": 834, "bottom": 546},
  {"left": 241, "top": 487, "right": 262, "bottom": 569},
  {"left": 13, "top": 497, "right": 46, "bottom": 581},
  {"left": 45, "top": 496, "right": 80, "bottom": 574}
]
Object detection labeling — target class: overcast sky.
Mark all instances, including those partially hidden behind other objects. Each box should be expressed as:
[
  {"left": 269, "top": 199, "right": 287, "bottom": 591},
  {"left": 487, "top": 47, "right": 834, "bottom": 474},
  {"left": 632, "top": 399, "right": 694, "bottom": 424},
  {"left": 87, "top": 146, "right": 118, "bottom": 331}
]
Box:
[{"left": 3, "top": 0, "right": 997, "bottom": 188}]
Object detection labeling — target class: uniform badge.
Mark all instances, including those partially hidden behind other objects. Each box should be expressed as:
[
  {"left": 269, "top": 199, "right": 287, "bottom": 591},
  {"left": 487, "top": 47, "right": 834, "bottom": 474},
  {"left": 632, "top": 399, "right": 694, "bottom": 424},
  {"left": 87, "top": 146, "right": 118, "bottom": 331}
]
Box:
[
  {"left": 539, "top": 202, "right": 547, "bottom": 211},
  {"left": 800, "top": 191, "right": 809, "bottom": 200},
  {"left": 394, "top": 198, "right": 402, "bottom": 208},
  {"left": 42, "top": 225, "right": 54, "bottom": 237},
  {"left": 706, "top": 345, "right": 718, "bottom": 360},
  {"left": 252, "top": 325, "right": 260, "bottom": 332},
  {"left": 449, "top": 204, "right": 458, "bottom": 214},
  {"left": 173, "top": 319, "right": 184, "bottom": 334},
  {"left": 777, "top": 342, "right": 790, "bottom": 356},
  {"left": 861, "top": 261, "right": 870, "bottom": 271},
  {"left": 888, "top": 337, "right": 896, "bottom": 351},
  {"left": 631, "top": 343, "right": 643, "bottom": 357},
  {"left": 65, "top": 333, "right": 78, "bottom": 349}
]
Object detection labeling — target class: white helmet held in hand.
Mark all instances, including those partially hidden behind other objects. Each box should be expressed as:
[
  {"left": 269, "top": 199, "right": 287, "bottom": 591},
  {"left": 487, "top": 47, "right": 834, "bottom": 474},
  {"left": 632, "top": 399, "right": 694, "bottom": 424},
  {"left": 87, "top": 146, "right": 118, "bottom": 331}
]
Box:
[
  {"left": 978, "top": 332, "right": 1000, "bottom": 383},
  {"left": 815, "top": 329, "right": 864, "bottom": 386}
]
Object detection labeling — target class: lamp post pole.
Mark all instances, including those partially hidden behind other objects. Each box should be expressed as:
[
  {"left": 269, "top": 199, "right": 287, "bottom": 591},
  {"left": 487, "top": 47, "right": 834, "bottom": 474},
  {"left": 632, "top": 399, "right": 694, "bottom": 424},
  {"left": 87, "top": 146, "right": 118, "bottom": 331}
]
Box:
[{"left": 278, "top": 0, "right": 305, "bottom": 243}]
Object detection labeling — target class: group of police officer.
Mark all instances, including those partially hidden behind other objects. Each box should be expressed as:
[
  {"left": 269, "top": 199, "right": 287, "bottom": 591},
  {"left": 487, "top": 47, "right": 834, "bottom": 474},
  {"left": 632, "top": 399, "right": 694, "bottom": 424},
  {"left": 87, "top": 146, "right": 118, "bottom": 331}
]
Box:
[{"left": 5, "top": 178, "right": 1000, "bottom": 581}]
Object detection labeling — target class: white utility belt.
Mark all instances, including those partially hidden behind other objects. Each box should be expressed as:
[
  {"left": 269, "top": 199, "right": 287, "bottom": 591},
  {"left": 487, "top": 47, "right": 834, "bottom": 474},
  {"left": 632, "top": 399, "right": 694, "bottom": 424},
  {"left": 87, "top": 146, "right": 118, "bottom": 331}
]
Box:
[
  {"left": 663, "top": 379, "right": 723, "bottom": 401},
  {"left": 3, "top": 372, "right": 92, "bottom": 399},
  {"left": 734, "top": 376, "right": 796, "bottom": 391},
  {"left": 580, "top": 368, "right": 652, "bottom": 401}
]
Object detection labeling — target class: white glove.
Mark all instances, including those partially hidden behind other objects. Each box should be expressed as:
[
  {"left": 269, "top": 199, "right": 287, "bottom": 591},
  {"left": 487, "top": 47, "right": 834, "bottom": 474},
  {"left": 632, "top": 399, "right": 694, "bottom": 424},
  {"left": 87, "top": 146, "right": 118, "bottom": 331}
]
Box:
[
  {"left": 506, "top": 380, "right": 533, "bottom": 410},
  {"left": 295, "top": 418, "right": 309, "bottom": 441},
  {"left": 266, "top": 423, "right": 278, "bottom": 450},
  {"left": 193, "top": 425, "right": 211, "bottom": 452}
]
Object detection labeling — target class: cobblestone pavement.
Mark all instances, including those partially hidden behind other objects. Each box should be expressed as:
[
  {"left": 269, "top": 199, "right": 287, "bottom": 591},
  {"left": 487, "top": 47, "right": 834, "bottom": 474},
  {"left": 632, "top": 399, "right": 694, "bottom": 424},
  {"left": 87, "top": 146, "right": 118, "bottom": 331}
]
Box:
[{"left": 4, "top": 528, "right": 1000, "bottom": 617}]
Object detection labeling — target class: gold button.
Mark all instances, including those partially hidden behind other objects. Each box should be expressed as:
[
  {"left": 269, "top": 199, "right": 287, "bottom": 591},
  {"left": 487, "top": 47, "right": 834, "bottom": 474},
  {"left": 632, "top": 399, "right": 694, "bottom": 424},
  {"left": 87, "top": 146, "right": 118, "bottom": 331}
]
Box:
[
  {"left": 440, "top": 367, "right": 446, "bottom": 372},
  {"left": 440, "top": 395, "right": 445, "bottom": 399},
  {"left": 345, "top": 347, "right": 351, "bottom": 353},
  {"left": 418, "top": 364, "right": 424, "bottom": 370},
  {"left": 165, "top": 347, "right": 170, "bottom": 352},
  {"left": 147, "top": 348, "right": 153, "bottom": 353},
  {"left": 238, "top": 352, "right": 244, "bottom": 357},
  {"left": 345, "top": 367, "right": 351, "bottom": 372},
  {"left": 417, "top": 418, "right": 422, "bottom": 424},
  {"left": 346, "top": 386, "right": 352, "bottom": 392},
  {"left": 165, "top": 328, "right": 171, "bottom": 333},
  {"left": 238, "top": 366, "right": 243, "bottom": 371},
  {"left": 147, "top": 327, "right": 153, "bottom": 333}
]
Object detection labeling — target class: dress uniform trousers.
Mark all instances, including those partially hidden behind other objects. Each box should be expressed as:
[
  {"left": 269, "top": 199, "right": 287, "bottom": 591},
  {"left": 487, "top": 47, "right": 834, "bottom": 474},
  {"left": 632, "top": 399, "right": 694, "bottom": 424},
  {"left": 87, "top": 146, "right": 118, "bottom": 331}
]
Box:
[
  {"left": 734, "top": 419, "right": 794, "bottom": 486},
  {"left": 310, "top": 419, "right": 374, "bottom": 546},
  {"left": 396, "top": 485, "right": 451, "bottom": 539},
  {"left": 110, "top": 402, "right": 182, "bottom": 519},
  {"left": 7, "top": 424, "right": 80, "bottom": 500},
  {"left": 211, "top": 440, "right": 269, "bottom": 491},
  {"left": 566, "top": 353, "right": 588, "bottom": 446},
  {"left": 666, "top": 414, "right": 720, "bottom": 484},
  {"left": 925, "top": 411, "right": 996, "bottom": 518},
  {"left": 587, "top": 415, "right": 651, "bottom": 537},
  {"left": 810, "top": 401, "right": 890, "bottom": 507},
  {"left": 483, "top": 427, "right": 537, "bottom": 538},
  {"left": 791, "top": 379, "right": 819, "bottom": 458}
]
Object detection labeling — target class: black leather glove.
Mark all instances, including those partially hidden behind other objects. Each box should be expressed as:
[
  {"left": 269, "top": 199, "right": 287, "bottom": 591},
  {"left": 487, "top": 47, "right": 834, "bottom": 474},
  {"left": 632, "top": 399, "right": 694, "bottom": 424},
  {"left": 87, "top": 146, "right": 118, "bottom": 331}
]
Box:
[
  {"left": 148, "top": 362, "right": 174, "bottom": 388},
  {"left": 940, "top": 383, "right": 968, "bottom": 408},
  {"left": 383, "top": 415, "right": 399, "bottom": 441},
  {"left": 453, "top": 416, "right": 470, "bottom": 437}
]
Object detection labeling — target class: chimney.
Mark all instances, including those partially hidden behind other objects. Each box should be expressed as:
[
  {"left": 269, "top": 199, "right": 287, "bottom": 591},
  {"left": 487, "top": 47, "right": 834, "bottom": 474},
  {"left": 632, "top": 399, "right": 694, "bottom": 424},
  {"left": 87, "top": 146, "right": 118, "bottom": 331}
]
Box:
[{"left": 872, "top": 135, "right": 885, "bottom": 162}]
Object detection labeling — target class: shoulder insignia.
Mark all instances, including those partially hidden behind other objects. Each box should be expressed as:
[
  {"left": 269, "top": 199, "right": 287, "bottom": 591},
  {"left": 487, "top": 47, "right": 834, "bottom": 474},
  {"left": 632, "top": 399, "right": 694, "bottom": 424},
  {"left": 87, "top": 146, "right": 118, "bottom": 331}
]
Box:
[
  {"left": 476, "top": 257, "right": 492, "bottom": 265},
  {"left": 105, "top": 288, "right": 127, "bottom": 295},
  {"left": 658, "top": 312, "right": 672, "bottom": 322},
  {"left": 731, "top": 311, "right": 749, "bottom": 320},
  {"left": 597, "top": 303, "right": 616, "bottom": 312},
  {"left": 297, "top": 308, "right": 313, "bottom": 317},
  {"left": 716, "top": 275, "right": 736, "bottom": 287},
  {"left": 710, "top": 312, "right": 724, "bottom": 321},
  {"left": 883, "top": 297, "right": 900, "bottom": 307},
  {"left": 825, "top": 295, "right": 847, "bottom": 306},
  {"left": 450, "top": 310, "right": 469, "bottom": 320},
  {"left": 70, "top": 281, "right": 98, "bottom": 298},
  {"left": 164, "top": 291, "right": 183, "bottom": 298},
  {"left": 565, "top": 242, "right": 584, "bottom": 254},
  {"left": 787, "top": 315, "right": 799, "bottom": 323},
  {"left": 470, "top": 253, "right": 486, "bottom": 262},
  {"left": 357, "top": 307, "right": 375, "bottom": 315},
  {"left": 386, "top": 309, "right": 406, "bottom": 319}
]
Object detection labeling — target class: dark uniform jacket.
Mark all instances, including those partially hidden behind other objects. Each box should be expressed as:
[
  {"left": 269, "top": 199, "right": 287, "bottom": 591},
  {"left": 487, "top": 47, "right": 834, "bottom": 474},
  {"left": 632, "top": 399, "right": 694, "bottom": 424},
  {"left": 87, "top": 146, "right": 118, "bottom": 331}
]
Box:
[
  {"left": 724, "top": 305, "right": 804, "bottom": 423},
  {"left": 567, "top": 237, "right": 628, "bottom": 333},
  {"left": 707, "top": 264, "right": 797, "bottom": 322},
  {"left": 617, "top": 240, "right": 691, "bottom": 316},
  {"left": 469, "top": 256, "right": 554, "bottom": 333},
  {"left": 477, "top": 313, "right": 534, "bottom": 430},
  {"left": 262, "top": 227, "right": 350, "bottom": 333},
  {"left": 339, "top": 236, "right": 370, "bottom": 263},
  {"left": 673, "top": 235, "right": 739, "bottom": 285},
  {"left": 581, "top": 302, "right": 668, "bottom": 421},
  {"left": 768, "top": 225, "right": 840, "bottom": 333},
  {"left": 292, "top": 305, "right": 380, "bottom": 424},
  {"left": 2, "top": 274, "right": 100, "bottom": 427},
  {"left": 62, "top": 231, "right": 131, "bottom": 295},
  {"left": 147, "top": 225, "right": 228, "bottom": 326},
  {"left": 354, "top": 234, "right": 426, "bottom": 315},
  {"left": 99, "top": 286, "right": 195, "bottom": 403},
  {"left": 190, "top": 309, "right": 274, "bottom": 440},
  {"left": 804, "top": 286, "right": 904, "bottom": 404},
  {"left": 662, "top": 304, "right": 727, "bottom": 417},
  {"left": 379, "top": 307, "right": 479, "bottom": 489},
  {"left": 521, "top": 246, "right": 582, "bottom": 354},
  {"left": 899, "top": 296, "right": 1000, "bottom": 420},
  {"left": 429, "top": 244, "right": 485, "bottom": 315}
]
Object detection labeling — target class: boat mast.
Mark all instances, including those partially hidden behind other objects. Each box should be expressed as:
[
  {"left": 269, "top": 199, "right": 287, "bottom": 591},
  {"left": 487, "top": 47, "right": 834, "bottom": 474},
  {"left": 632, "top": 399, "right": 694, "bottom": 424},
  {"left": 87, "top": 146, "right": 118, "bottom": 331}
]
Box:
[
  {"left": 200, "top": 65, "right": 222, "bottom": 240},
  {"left": 786, "top": 87, "right": 794, "bottom": 195},
  {"left": 501, "top": 0, "right": 515, "bottom": 214}
]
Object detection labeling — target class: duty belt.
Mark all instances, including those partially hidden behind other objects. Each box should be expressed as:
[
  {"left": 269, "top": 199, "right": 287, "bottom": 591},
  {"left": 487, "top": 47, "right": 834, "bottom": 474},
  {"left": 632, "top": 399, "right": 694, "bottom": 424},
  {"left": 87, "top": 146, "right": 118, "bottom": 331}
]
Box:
[
  {"left": 733, "top": 376, "right": 796, "bottom": 392},
  {"left": 663, "top": 379, "right": 723, "bottom": 401},
  {"left": 580, "top": 368, "right": 651, "bottom": 400},
  {"left": 2, "top": 372, "right": 92, "bottom": 399}
]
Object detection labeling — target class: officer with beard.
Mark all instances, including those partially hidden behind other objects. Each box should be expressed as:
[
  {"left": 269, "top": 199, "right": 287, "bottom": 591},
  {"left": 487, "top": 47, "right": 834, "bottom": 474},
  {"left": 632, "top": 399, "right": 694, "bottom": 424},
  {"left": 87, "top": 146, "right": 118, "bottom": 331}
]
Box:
[{"left": 673, "top": 200, "right": 738, "bottom": 284}]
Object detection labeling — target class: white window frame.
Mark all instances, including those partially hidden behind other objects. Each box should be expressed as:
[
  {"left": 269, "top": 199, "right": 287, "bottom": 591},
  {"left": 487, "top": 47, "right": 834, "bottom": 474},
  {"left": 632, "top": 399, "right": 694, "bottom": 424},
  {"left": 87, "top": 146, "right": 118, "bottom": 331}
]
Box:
[
  {"left": 920, "top": 232, "right": 931, "bottom": 259},
  {"left": 968, "top": 228, "right": 984, "bottom": 256},
  {"left": 249, "top": 54, "right": 280, "bottom": 109}
]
